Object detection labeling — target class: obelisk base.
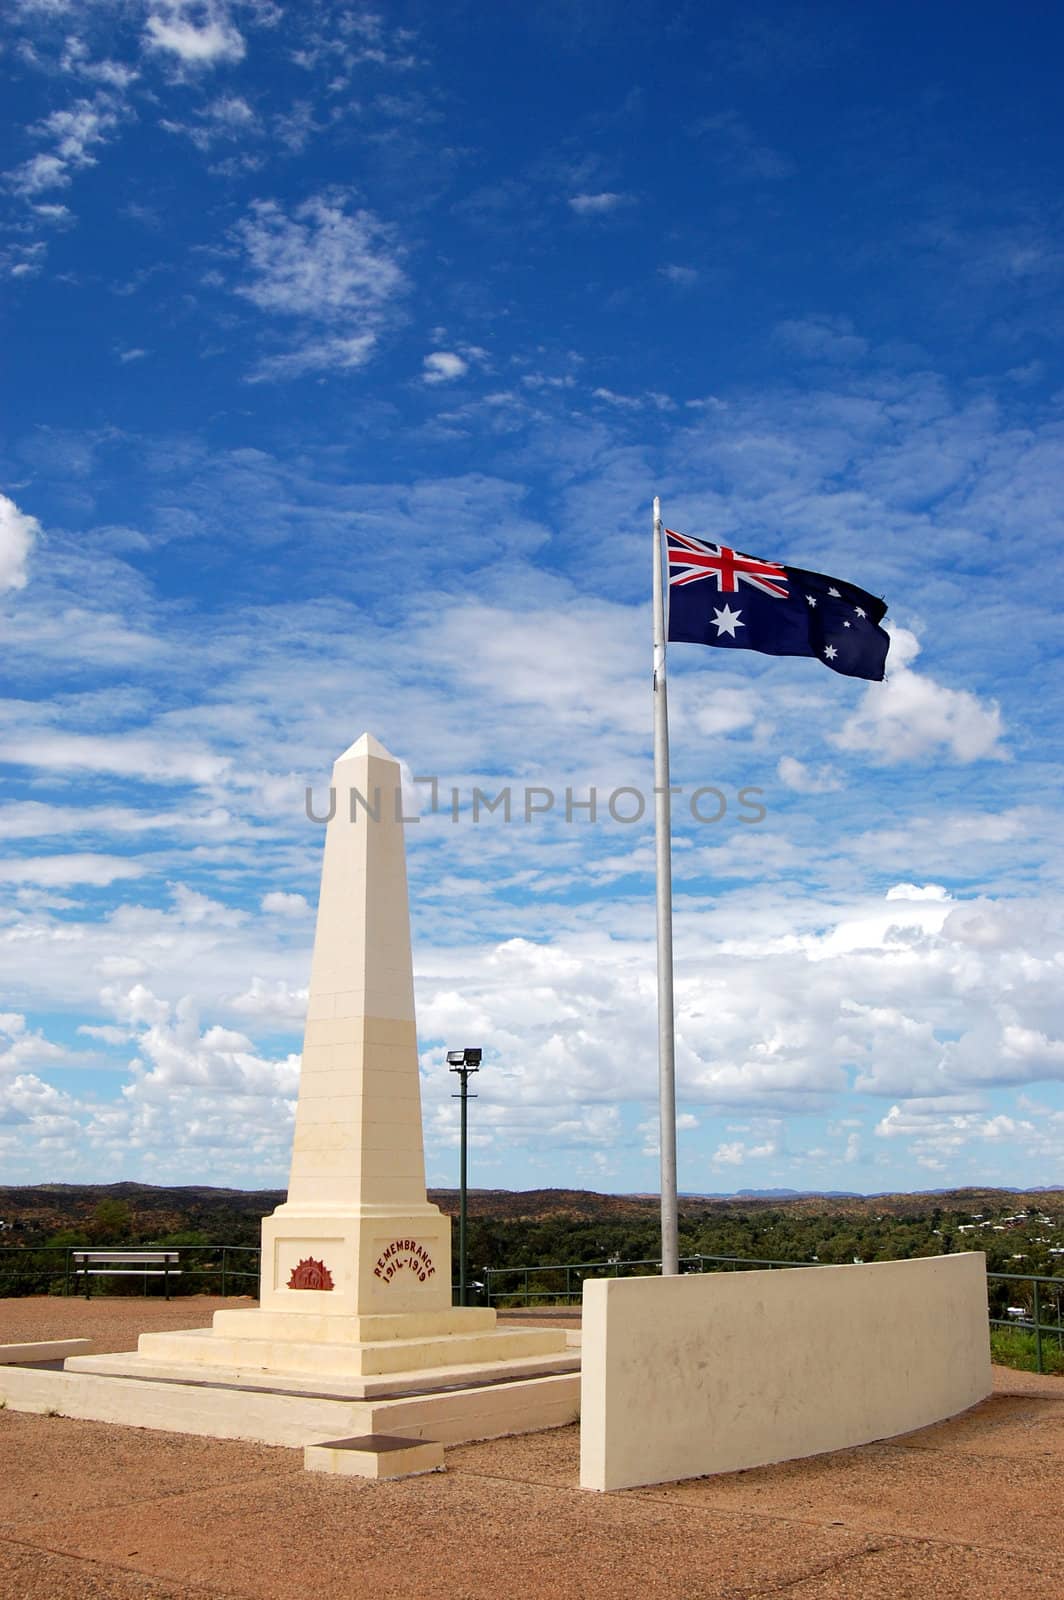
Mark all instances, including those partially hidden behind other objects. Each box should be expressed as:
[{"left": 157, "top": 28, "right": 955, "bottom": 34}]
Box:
[{"left": 256, "top": 1201, "right": 455, "bottom": 1319}]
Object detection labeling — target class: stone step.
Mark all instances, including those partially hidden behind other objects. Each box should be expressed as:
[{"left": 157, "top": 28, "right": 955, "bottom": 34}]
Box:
[
  {"left": 1, "top": 1359, "right": 580, "bottom": 1449},
  {"left": 65, "top": 1344, "right": 580, "bottom": 1401},
  {"left": 135, "top": 1323, "right": 568, "bottom": 1378}
]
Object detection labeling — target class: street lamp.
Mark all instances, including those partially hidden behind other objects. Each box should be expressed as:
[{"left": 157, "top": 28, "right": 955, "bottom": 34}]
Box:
[{"left": 447, "top": 1047, "right": 481, "bottom": 1306}]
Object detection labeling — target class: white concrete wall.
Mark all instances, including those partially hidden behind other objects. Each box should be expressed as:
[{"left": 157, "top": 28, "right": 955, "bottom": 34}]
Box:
[{"left": 580, "top": 1253, "right": 991, "bottom": 1491}]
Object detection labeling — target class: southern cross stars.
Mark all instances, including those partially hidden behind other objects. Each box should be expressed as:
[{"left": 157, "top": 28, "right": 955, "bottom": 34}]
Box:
[
  {"left": 824, "top": 644, "right": 838, "bottom": 660},
  {"left": 711, "top": 604, "right": 744, "bottom": 637}
]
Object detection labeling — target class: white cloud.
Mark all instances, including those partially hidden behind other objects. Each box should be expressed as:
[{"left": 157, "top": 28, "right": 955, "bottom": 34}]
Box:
[
  {"left": 568, "top": 192, "right": 632, "bottom": 215},
  {"left": 7, "top": 153, "right": 69, "bottom": 195},
  {"left": 228, "top": 977, "right": 308, "bottom": 1022},
  {"left": 0, "top": 1015, "right": 66, "bottom": 1075},
  {"left": 833, "top": 628, "right": 1005, "bottom": 763},
  {"left": 2, "top": 732, "right": 230, "bottom": 786},
  {"left": 0, "top": 493, "right": 39, "bottom": 592},
  {"left": 775, "top": 315, "right": 869, "bottom": 364},
  {"left": 248, "top": 333, "right": 377, "bottom": 381},
  {"left": 659, "top": 264, "right": 699, "bottom": 286},
  {"left": 6, "top": 93, "right": 121, "bottom": 197},
  {"left": 711, "top": 1138, "right": 777, "bottom": 1166},
  {"left": 33, "top": 202, "right": 73, "bottom": 224},
  {"left": 59, "top": 36, "right": 139, "bottom": 89},
  {"left": 233, "top": 194, "right": 405, "bottom": 378},
  {"left": 261, "top": 890, "right": 310, "bottom": 917},
  {"left": 160, "top": 93, "right": 259, "bottom": 150},
  {"left": 0, "top": 853, "right": 144, "bottom": 887},
  {"left": 592, "top": 387, "right": 673, "bottom": 411},
  {"left": 235, "top": 196, "right": 404, "bottom": 320},
  {"left": 423, "top": 351, "right": 468, "bottom": 384},
  {"left": 144, "top": 4, "right": 246, "bottom": 67},
  {"left": 776, "top": 756, "right": 842, "bottom": 793}
]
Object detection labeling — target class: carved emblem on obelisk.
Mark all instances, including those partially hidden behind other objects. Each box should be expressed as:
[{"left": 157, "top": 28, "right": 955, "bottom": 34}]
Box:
[{"left": 287, "top": 1257, "right": 334, "bottom": 1291}]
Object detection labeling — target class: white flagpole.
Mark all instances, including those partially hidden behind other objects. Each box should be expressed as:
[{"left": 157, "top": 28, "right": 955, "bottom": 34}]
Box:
[{"left": 652, "top": 495, "right": 680, "bottom": 1275}]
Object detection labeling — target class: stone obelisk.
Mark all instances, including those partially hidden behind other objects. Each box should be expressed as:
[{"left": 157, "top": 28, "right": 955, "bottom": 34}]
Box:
[
  {"left": 135, "top": 734, "right": 568, "bottom": 1377},
  {"left": 255, "top": 732, "right": 452, "bottom": 1323}
]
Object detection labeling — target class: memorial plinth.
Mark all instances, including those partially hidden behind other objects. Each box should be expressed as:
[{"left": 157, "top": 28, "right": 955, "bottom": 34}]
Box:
[{"left": 131, "top": 733, "right": 568, "bottom": 1385}]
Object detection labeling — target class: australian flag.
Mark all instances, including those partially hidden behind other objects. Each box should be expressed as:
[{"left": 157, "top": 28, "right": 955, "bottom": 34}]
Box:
[{"left": 666, "top": 529, "right": 889, "bottom": 682}]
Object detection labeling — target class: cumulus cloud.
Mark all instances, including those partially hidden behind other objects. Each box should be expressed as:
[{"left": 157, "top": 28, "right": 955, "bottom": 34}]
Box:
[
  {"left": 833, "top": 627, "right": 1005, "bottom": 763},
  {"left": 144, "top": 3, "right": 246, "bottom": 67},
  {"left": 712, "top": 1138, "right": 777, "bottom": 1166},
  {"left": 0, "top": 493, "right": 39, "bottom": 591},
  {"left": 0, "top": 1014, "right": 66, "bottom": 1075},
  {"left": 422, "top": 351, "right": 468, "bottom": 384},
  {"left": 260, "top": 891, "right": 310, "bottom": 917}
]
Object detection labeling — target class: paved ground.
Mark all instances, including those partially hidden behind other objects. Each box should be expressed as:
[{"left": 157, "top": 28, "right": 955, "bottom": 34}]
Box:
[{"left": 1, "top": 1297, "right": 1062, "bottom": 1599}]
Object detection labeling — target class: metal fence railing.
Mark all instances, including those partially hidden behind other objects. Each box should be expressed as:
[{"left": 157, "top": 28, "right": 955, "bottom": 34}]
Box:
[
  {"left": 987, "top": 1271, "right": 1064, "bottom": 1374},
  {"left": 482, "top": 1251, "right": 814, "bottom": 1306},
  {"left": 0, "top": 1244, "right": 261, "bottom": 1299},
  {"left": 484, "top": 1254, "right": 1064, "bottom": 1374},
  {"left": 3, "top": 1243, "right": 1061, "bottom": 1372}
]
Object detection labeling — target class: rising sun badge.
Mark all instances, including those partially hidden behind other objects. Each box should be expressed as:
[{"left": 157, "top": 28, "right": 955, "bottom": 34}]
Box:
[{"left": 287, "top": 1257, "right": 335, "bottom": 1291}]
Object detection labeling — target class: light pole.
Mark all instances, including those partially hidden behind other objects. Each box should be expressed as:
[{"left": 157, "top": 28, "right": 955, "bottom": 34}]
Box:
[{"left": 447, "top": 1047, "right": 481, "bottom": 1306}]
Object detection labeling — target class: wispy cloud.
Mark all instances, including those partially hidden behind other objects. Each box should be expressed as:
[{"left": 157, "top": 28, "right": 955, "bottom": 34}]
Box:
[
  {"left": 776, "top": 315, "right": 869, "bottom": 364},
  {"left": 694, "top": 110, "right": 795, "bottom": 181},
  {"left": 659, "top": 264, "right": 699, "bottom": 287},
  {"left": 568, "top": 191, "right": 634, "bottom": 215},
  {"left": 231, "top": 192, "right": 406, "bottom": 378},
  {"left": 6, "top": 93, "right": 121, "bottom": 195},
  {"left": 160, "top": 93, "right": 259, "bottom": 151}
]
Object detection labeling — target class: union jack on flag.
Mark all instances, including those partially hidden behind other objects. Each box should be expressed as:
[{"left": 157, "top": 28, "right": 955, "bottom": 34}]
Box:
[{"left": 665, "top": 528, "right": 890, "bottom": 681}]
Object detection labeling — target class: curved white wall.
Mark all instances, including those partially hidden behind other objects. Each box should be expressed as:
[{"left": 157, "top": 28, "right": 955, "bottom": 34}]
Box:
[{"left": 580, "top": 1252, "right": 992, "bottom": 1492}]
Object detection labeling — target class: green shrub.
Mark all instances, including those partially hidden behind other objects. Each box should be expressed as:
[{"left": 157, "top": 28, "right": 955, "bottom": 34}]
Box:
[{"left": 990, "top": 1326, "right": 1064, "bottom": 1375}]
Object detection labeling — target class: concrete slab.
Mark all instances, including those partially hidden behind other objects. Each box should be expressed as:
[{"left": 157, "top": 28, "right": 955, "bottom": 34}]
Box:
[
  {"left": 0, "top": 1338, "right": 91, "bottom": 1364},
  {"left": 304, "top": 1432, "right": 444, "bottom": 1479},
  {"left": 65, "top": 1343, "right": 580, "bottom": 1399},
  {"left": 0, "top": 1357, "right": 580, "bottom": 1448}
]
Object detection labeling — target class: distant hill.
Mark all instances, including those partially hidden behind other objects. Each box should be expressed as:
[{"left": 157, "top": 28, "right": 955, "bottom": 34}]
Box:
[{"left": 1, "top": 1179, "right": 1061, "bottom": 1239}]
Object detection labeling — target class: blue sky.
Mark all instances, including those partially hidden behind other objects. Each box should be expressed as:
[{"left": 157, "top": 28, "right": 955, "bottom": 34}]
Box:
[{"left": 2, "top": 0, "right": 1063, "bottom": 1198}]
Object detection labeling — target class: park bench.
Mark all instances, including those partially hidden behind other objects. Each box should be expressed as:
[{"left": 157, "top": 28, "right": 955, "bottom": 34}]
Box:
[{"left": 72, "top": 1250, "right": 180, "bottom": 1300}]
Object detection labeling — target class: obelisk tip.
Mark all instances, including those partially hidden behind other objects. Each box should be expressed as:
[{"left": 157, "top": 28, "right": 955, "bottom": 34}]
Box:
[{"left": 335, "top": 732, "right": 398, "bottom": 765}]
